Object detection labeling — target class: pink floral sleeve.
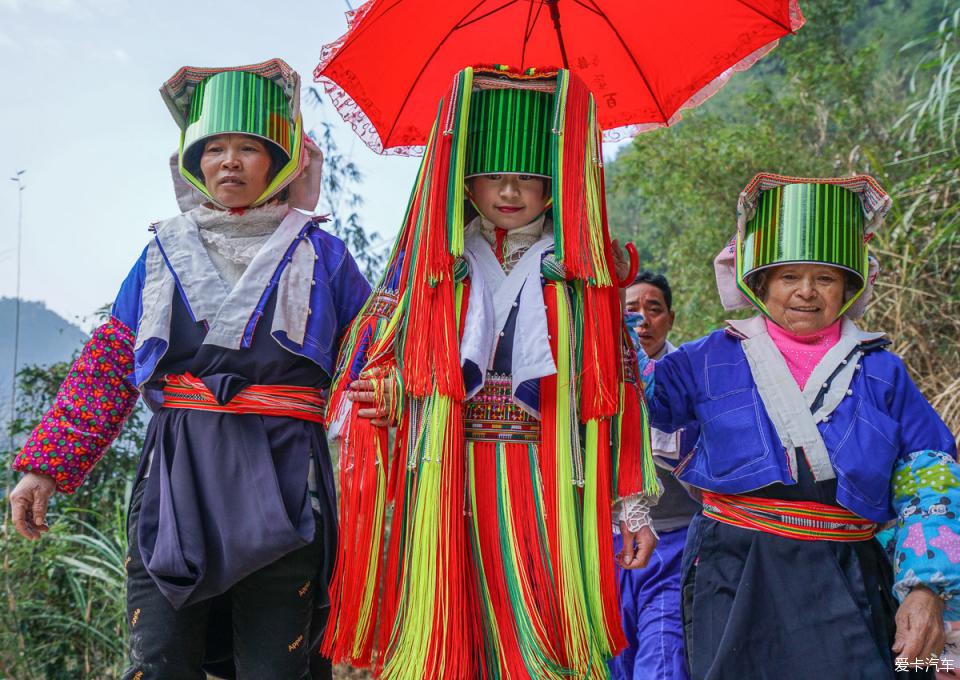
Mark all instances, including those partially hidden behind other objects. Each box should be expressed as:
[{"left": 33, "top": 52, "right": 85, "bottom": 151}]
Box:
[{"left": 13, "top": 318, "right": 140, "bottom": 493}]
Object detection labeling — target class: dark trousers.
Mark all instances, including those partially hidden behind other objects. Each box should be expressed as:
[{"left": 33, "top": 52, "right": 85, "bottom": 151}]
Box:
[{"left": 121, "top": 480, "right": 331, "bottom": 680}]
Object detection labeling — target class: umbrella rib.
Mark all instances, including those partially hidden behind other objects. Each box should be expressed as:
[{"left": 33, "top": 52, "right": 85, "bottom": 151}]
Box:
[
  {"left": 384, "top": 0, "right": 519, "bottom": 145},
  {"left": 569, "top": 0, "right": 603, "bottom": 16},
  {"left": 457, "top": 0, "right": 519, "bottom": 29},
  {"left": 520, "top": 0, "right": 539, "bottom": 68},
  {"left": 593, "top": 9, "right": 670, "bottom": 124},
  {"left": 731, "top": 0, "right": 791, "bottom": 31},
  {"left": 524, "top": 0, "right": 544, "bottom": 41}
]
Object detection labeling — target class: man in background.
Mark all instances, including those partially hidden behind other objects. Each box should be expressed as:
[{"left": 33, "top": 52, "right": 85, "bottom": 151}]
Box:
[{"left": 612, "top": 272, "right": 700, "bottom": 680}]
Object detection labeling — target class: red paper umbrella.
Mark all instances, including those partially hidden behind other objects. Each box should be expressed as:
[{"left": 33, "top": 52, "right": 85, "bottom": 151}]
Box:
[{"left": 315, "top": 0, "right": 804, "bottom": 154}]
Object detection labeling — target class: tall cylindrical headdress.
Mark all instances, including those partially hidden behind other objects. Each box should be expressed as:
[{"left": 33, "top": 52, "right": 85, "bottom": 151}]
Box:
[
  {"left": 160, "top": 59, "right": 306, "bottom": 208},
  {"left": 718, "top": 173, "right": 892, "bottom": 319},
  {"left": 464, "top": 87, "right": 554, "bottom": 178}
]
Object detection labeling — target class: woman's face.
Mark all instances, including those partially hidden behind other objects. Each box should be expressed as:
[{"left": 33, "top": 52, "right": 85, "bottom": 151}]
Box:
[
  {"left": 469, "top": 174, "right": 549, "bottom": 230},
  {"left": 199, "top": 134, "right": 274, "bottom": 208},
  {"left": 761, "top": 263, "right": 846, "bottom": 334}
]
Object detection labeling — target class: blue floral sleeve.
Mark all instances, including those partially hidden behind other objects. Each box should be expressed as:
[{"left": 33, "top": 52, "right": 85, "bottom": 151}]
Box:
[
  {"left": 889, "top": 449, "right": 960, "bottom": 617},
  {"left": 624, "top": 311, "right": 655, "bottom": 400}
]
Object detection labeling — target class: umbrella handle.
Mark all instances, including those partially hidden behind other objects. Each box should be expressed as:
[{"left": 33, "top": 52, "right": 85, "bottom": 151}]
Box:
[{"left": 618, "top": 242, "right": 639, "bottom": 287}]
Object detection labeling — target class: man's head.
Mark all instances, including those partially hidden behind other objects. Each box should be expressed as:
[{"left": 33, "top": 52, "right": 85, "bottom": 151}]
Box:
[{"left": 625, "top": 271, "right": 675, "bottom": 357}]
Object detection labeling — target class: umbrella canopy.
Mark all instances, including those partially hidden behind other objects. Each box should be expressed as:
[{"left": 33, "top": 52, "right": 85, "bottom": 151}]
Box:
[{"left": 315, "top": 0, "right": 804, "bottom": 154}]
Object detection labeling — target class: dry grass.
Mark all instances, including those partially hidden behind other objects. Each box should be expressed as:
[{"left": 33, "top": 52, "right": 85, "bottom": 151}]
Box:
[
  {"left": 868, "top": 175, "right": 960, "bottom": 436},
  {"left": 865, "top": 10, "right": 960, "bottom": 438}
]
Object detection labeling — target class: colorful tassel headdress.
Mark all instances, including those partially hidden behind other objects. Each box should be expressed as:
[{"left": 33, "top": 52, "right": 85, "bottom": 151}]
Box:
[
  {"left": 321, "top": 64, "right": 658, "bottom": 679},
  {"left": 719, "top": 173, "right": 892, "bottom": 320},
  {"left": 325, "top": 63, "right": 625, "bottom": 424},
  {"left": 161, "top": 58, "right": 307, "bottom": 208}
]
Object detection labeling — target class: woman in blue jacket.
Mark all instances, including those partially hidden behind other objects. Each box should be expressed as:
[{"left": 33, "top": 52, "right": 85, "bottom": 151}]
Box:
[{"left": 644, "top": 174, "right": 958, "bottom": 680}]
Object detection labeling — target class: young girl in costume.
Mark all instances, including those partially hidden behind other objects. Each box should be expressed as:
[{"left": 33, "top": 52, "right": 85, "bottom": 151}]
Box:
[
  {"left": 320, "top": 65, "right": 661, "bottom": 680},
  {"left": 8, "top": 59, "right": 370, "bottom": 679}
]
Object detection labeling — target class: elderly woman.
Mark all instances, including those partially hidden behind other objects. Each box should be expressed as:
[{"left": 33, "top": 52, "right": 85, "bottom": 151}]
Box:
[
  {"left": 639, "top": 174, "right": 959, "bottom": 680},
  {"left": 8, "top": 60, "right": 370, "bottom": 679}
]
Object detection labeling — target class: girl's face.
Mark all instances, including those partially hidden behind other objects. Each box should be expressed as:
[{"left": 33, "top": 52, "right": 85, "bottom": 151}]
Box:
[
  {"left": 469, "top": 174, "right": 549, "bottom": 230},
  {"left": 199, "top": 134, "right": 274, "bottom": 208},
  {"left": 762, "top": 263, "right": 846, "bottom": 334}
]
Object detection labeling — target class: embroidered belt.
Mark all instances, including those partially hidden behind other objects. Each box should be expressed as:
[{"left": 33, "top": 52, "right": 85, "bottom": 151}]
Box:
[
  {"left": 162, "top": 373, "right": 326, "bottom": 423},
  {"left": 464, "top": 373, "right": 540, "bottom": 444},
  {"left": 701, "top": 491, "right": 877, "bottom": 542}
]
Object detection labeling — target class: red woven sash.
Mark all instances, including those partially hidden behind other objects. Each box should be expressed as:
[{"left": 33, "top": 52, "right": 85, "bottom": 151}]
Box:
[
  {"left": 162, "top": 373, "right": 326, "bottom": 423},
  {"left": 701, "top": 491, "right": 877, "bottom": 542}
]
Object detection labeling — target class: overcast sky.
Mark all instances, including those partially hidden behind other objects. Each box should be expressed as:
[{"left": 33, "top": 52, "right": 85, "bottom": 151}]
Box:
[
  {"left": 0, "top": 0, "right": 635, "bottom": 331},
  {"left": 0, "top": 0, "right": 423, "bottom": 329}
]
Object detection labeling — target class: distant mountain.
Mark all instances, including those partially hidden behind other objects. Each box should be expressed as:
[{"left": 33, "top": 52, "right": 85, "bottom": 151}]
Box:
[{"left": 0, "top": 297, "right": 89, "bottom": 422}]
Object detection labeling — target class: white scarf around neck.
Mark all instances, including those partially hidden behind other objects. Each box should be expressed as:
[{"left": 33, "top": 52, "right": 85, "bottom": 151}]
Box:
[{"left": 191, "top": 202, "right": 290, "bottom": 287}]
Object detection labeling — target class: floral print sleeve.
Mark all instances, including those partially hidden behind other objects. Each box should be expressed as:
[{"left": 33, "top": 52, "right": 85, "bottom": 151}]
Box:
[
  {"left": 889, "top": 449, "right": 960, "bottom": 617},
  {"left": 13, "top": 318, "right": 140, "bottom": 494}
]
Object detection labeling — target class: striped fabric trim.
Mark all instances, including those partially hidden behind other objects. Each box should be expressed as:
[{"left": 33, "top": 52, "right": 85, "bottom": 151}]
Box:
[
  {"left": 465, "top": 88, "right": 554, "bottom": 178},
  {"left": 162, "top": 372, "right": 326, "bottom": 423},
  {"left": 464, "top": 419, "right": 540, "bottom": 443},
  {"left": 701, "top": 491, "right": 877, "bottom": 542}
]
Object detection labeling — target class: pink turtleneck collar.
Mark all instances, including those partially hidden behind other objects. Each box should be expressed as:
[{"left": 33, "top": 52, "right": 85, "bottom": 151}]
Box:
[{"left": 765, "top": 318, "right": 842, "bottom": 389}]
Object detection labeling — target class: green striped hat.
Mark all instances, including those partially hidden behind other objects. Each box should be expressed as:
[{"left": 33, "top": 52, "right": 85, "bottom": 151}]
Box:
[
  {"left": 161, "top": 59, "right": 304, "bottom": 208},
  {"left": 181, "top": 71, "right": 292, "bottom": 175},
  {"left": 734, "top": 176, "right": 891, "bottom": 319},
  {"left": 465, "top": 88, "right": 554, "bottom": 178}
]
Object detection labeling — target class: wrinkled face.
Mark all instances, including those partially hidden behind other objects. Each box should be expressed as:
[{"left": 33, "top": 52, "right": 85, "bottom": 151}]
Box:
[
  {"left": 469, "top": 174, "right": 550, "bottom": 230},
  {"left": 761, "top": 263, "right": 846, "bottom": 334},
  {"left": 199, "top": 134, "right": 273, "bottom": 208},
  {"left": 625, "top": 283, "right": 675, "bottom": 357}
]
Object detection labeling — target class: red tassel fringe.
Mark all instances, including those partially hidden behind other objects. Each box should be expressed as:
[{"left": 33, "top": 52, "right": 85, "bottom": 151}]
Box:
[
  {"left": 592, "top": 418, "right": 628, "bottom": 652},
  {"left": 617, "top": 379, "right": 646, "bottom": 498},
  {"left": 580, "top": 285, "right": 622, "bottom": 421},
  {"left": 321, "top": 402, "right": 389, "bottom": 665}
]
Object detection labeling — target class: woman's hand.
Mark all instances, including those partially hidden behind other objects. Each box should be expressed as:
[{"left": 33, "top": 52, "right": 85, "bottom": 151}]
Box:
[
  {"left": 611, "top": 239, "right": 639, "bottom": 289},
  {"left": 346, "top": 375, "right": 394, "bottom": 427},
  {"left": 612, "top": 239, "right": 630, "bottom": 284},
  {"left": 893, "top": 586, "right": 946, "bottom": 663},
  {"left": 9, "top": 472, "right": 56, "bottom": 540},
  {"left": 618, "top": 521, "right": 657, "bottom": 570}
]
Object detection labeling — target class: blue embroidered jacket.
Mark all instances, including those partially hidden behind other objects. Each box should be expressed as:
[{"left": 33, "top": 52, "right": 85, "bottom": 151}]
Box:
[{"left": 650, "top": 326, "right": 956, "bottom": 523}]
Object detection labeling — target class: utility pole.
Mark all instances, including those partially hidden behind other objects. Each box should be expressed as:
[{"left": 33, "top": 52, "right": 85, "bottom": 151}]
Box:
[{"left": 8, "top": 170, "right": 25, "bottom": 456}]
